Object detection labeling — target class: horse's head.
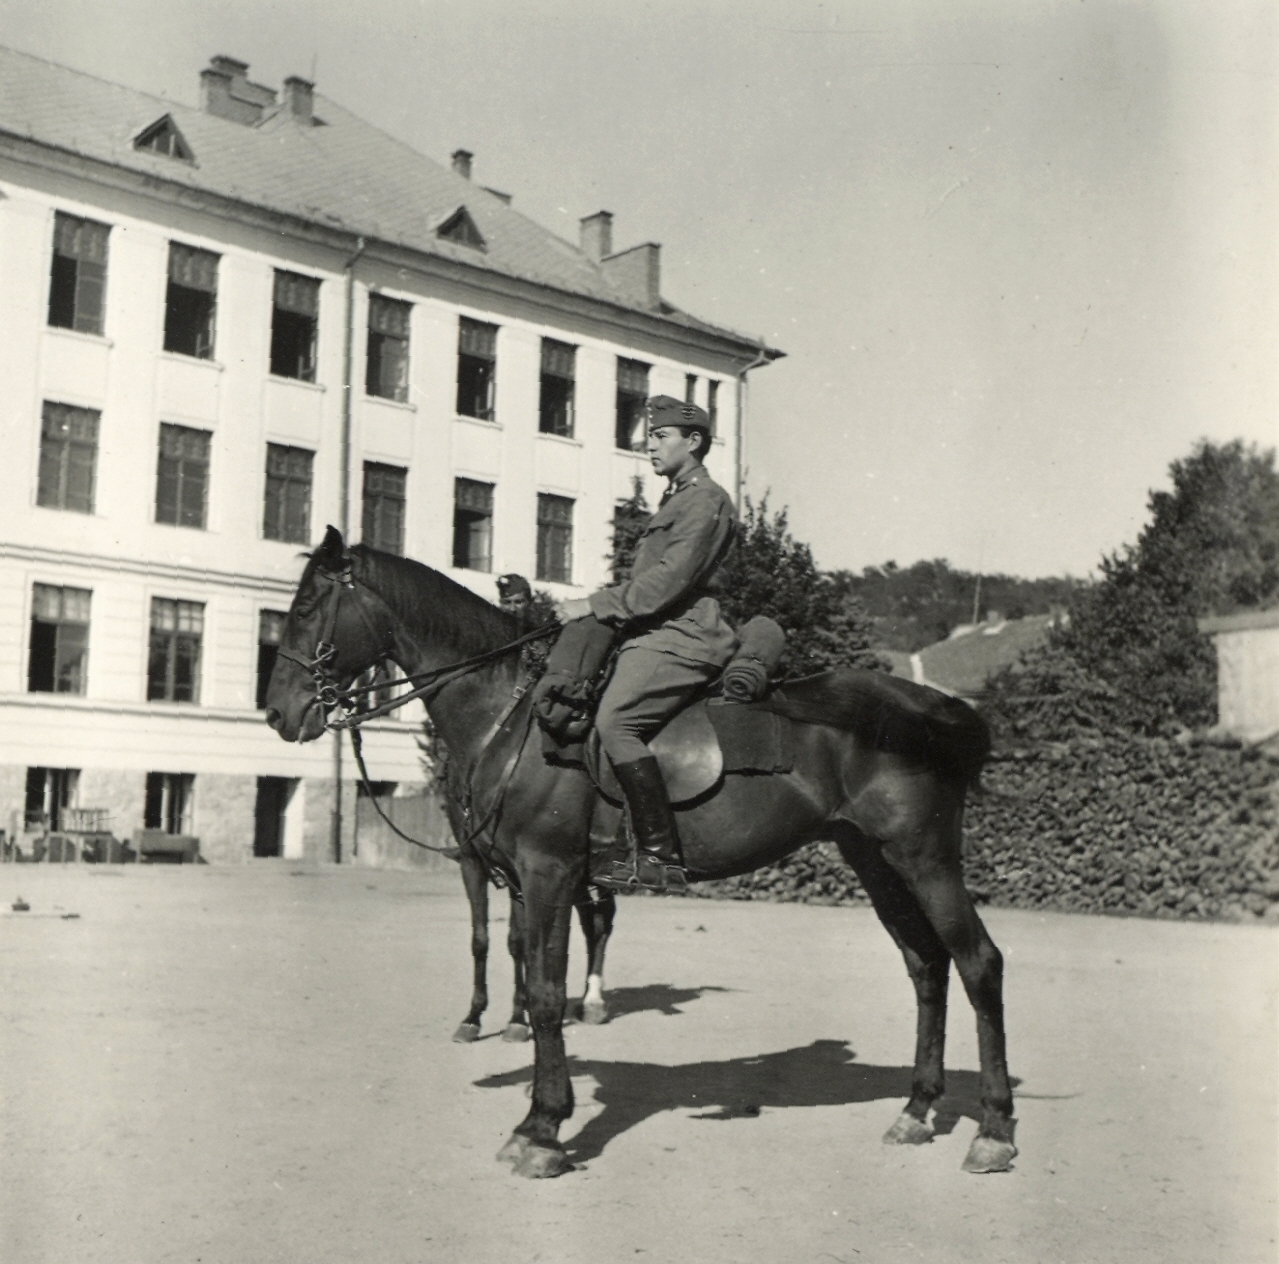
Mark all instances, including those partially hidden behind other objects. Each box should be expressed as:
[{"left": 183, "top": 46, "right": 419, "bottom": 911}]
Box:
[{"left": 264, "top": 525, "right": 392, "bottom": 742}]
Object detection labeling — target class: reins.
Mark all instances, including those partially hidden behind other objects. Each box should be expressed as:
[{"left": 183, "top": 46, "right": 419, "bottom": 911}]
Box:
[{"left": 281, "top": 556, "right": 555, "bottom": 877}]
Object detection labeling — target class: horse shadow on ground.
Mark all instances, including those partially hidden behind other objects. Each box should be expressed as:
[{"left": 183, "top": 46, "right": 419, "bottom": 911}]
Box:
[
  {"left": 476, "top": 1039, "right": 1014, "bottom": 1166},
  {"left": 569, "top": 983, "right": 731, "bottom": 1022}
]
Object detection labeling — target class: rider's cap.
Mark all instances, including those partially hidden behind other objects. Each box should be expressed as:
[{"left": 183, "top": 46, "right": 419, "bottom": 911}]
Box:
[
  {"left": 646, "top": 395, "right": 711, "bottom": 435},
  {"left": 496, "top": 573, "right": 532, "bottom": 599}
]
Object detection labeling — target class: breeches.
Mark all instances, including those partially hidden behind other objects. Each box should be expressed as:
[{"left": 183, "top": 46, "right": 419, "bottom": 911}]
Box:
[{"left": 595, "top": 647, "right": 721, "bottom": 766}]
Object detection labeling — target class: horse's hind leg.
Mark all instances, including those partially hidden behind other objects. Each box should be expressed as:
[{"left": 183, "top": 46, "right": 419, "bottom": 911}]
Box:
[
  {"left": 453, "top": 848, "right": 490, "bottom": 1043},
  {"left": 574, "top": 886, "right": 616, "bottom": 1025},
  {"left": 880, "top": 805, "right": 1016, "bottom": 1173},
  {"left": 835, "top": 826, "right": 951, "bottom": 1145},
  {"left": 502, "top": 893, "right": 531, "bottom": 1042}
]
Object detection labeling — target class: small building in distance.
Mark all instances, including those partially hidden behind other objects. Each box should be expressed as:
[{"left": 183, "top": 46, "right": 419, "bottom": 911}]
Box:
[
  {"left": 1198, "top": 608, "right": 1279, "bottom": 745},
  {"left": 0, "top": 49, "right": 781, "bottom": 863}
]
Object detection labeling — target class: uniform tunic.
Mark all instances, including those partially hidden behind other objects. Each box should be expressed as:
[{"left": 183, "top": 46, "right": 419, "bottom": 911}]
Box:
[{"left": 589, "top": 464, "right": 738, "bottom": 764}]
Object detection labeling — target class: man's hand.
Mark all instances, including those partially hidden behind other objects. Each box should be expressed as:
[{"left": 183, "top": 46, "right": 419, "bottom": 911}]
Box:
[{"left": 553, "top": 597, "right": 593, "bottom": 623}]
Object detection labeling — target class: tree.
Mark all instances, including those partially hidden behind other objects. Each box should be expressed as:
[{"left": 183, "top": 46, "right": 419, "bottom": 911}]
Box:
[
  {"left": 716, "top": 498, "right": 885, "bottom": 674},
  {"left": 608, "top": 476, "right": 651, "bottom": 583},
  {"left": 987, "top": 439, "right": 1279, "bottom": 737}
]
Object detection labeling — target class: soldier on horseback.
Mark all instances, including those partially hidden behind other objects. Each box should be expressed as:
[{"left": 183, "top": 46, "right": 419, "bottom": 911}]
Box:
[{"left": 555, "top": 395, "right": 738, "bottom": 893}]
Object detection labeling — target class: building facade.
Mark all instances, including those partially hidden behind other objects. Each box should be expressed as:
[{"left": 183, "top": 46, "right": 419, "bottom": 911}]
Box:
[{"left": 0, "top": 50, "right": 780, "bottom": 862}]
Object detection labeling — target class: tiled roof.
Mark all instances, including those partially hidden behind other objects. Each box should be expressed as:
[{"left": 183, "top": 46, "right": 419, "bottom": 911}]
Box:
[{"left": 0, "top": 46, "right": 768, "bottom": 349}]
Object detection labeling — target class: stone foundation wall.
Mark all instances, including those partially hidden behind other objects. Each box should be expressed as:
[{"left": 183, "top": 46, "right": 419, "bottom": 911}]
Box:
[
  {"left": 0, "top": 765, "right": 27, "bottom": 842},
  {"left": 78, "top": 768, "right": 147, "bottom": 842},
  {"left": 301, "top": 777, "right": 359, "bottom": 863},
  {"left": 193, "top": 774, "right": 257, "bottom": 864}
]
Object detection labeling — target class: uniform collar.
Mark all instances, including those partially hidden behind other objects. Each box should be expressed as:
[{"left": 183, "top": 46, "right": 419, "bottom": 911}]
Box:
[{"left": 663, "top": 462, "right": 706, "bottom": 498}]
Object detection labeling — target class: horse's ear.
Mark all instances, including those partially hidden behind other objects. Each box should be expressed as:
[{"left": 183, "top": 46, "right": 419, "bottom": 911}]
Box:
[{"left": 315, "top": 525, "right": 347, "bottom": 568}]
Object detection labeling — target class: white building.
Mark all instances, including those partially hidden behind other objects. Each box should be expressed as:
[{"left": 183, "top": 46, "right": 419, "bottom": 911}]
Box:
[{"left": 0, "top": 49, "right": 781, "bottom": 863}]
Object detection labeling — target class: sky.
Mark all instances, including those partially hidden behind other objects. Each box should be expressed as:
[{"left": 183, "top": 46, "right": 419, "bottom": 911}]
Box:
[{"left": 3, "top": 0, "right": 1275, "bottom": 579}]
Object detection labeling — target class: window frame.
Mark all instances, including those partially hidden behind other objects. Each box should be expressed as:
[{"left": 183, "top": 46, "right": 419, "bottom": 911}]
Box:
[
  {"left": 37, "top": 401, "right": 99, "bottom": 514},
  {"left": 27, "top": 583, "right": 91, "bottom": 696},
  {"left": 144, "top": 771, "right": 195, "bottom": 834},
  {"left": 155, "top": 422, "right": 211, "bottom": 529},
  {"left": 538, "top": 338, "right": 577, "bottom": 438},
  {"left": 366, "top": 294, "right": 411, "bottom": 403},
  {"left": 147, "top": 597, "right": 204, "bottom": 704},
  {"left": 163, "top": 242, "right": 219, "bottom": 360},
  {"left": 456, "top": 317, "right": 498, "bottom": 421},
  {"left": 362, "top": 461, "right": 407, "bottom": 555},
  {"left": 269, "top": 270, "right": 320, "bottom": 382},
  {"left": 615, "top": 357, "right": 650, "bottom": 451},
  {"left": 452, "top": 477, "right": 494, "bottom": 572},
  {"left": 536, "top": 493, "right": 574, "bottom": 585},
  {"left": 263, "top": 443, "right": 314, "bottom": 544},
  {"left": 47, "top": 211, "right": 110, "bottom": 336}
]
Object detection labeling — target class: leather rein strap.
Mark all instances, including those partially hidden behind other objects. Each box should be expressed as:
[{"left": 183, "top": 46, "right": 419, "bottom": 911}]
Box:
[{"left": 280, "top": 559, "right": 554, "bottom": 868}]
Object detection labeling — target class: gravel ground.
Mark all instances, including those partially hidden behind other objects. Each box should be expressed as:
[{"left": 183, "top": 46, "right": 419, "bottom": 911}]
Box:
[{"left": 1, "top": 862, "right": 1275, "bottom": 1264}]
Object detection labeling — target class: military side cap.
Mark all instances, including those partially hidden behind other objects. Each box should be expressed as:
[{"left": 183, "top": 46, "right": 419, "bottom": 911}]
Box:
[
  {"left": 646, "top": 395, "right": 711, "bottom": 433},
  {"left": 496, "top": 573, "right": 532, "bottom": 599}
]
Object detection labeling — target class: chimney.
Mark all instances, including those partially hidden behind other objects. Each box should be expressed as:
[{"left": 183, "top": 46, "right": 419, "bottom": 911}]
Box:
[
  {"left": 199, "top": 56, "right": 277, "bottom": 125},
  {"left": 579, "top": 210, "right": 613, "bottom": 262},
  {"left": 601, "top": 242, "right": 661, "bottom": 310},
  {"left": 452, "top": 149, "right": 473, "bottom": 180},
  {"left": 283, "top": 76, "right": 314, "bottom": 123}
]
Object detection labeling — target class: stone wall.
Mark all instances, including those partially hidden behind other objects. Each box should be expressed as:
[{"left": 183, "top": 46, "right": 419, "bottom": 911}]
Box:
[
  {"left": 193, "top": 774, "right": 257, "bottom": 864},
  {"left": 77, "top": 768, "right": 147, "bottom": 842}
]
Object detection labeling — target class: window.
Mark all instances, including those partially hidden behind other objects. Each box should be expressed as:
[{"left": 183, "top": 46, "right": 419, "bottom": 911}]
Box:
[
  {"left": 256, "top": 610, "right": 286, "bottom": 710},
  {"left": 685, "top": 373, "right": 697, "bottom": 404},
  {"left": 164, "top": 243, "right": 218, "bottom": 359},
  {"left": 707, "top": 380, "right": 719, "bottom": 436},
  {"left": 48, "top": 212, "right": 109, "bottom": 335},
  {"left": 536, "top": 494, "right": 574, "bottom": 584},
  {"left": 263, "top": 444, "right": 313, "bottom": 544},
  {"left": 144, "top": 772, "right": 194, "bottom": 834},
  {"left": 452, "top": 478, "right": 494, "bottom": 572},
  {"left": 155, "top": 423, "right": 210, "bottom": 528},
  {"left": 539, "top": 339, "right": 576, "bottom": 438},
  {"left": 437, "top": 207, "right": 486, "bottom": 249},
  {"left": 37, "top": 401, "right": 99, "bottom": 514},
  {"left": 134, "top": 115, "right": 193, "bottom": 161},
  {"left": 148, "top": 598, "right": 204, "bottom": 703},
  {"left": 616, "top": 358, "right": 649, "bottom": 450},
  {"left": 25, "top": 767, "right": 79, "bottom": 833},
  {"left": 362, "top": 462, "right": 406, "bottom": 554},
  {"left": 270, "top": 270, "right": 319, "bottom": 381},
  {"left": 457, "top": 318, "right": 497, "bottom": 420},
  {"left": 366, "top": 294, "right": 411, "bottom": 402},
  {"left": 28, "top": 584, "right": 90, "bottom": 695}
]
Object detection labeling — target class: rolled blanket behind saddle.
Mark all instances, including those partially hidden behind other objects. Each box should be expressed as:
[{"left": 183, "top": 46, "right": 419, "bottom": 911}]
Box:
[{"left": 721, "top": 616, "right": 786, "bottom": 703}]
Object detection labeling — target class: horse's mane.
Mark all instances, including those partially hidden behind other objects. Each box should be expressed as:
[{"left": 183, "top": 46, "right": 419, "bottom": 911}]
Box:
[{"left": 349, "top": 545, "right": 520, "bottom": 659}]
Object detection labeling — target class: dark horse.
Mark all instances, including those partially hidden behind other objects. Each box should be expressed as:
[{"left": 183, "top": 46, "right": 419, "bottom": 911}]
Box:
[{"left": 266, "top": 529, "right": 1016, "bottom": 1177}]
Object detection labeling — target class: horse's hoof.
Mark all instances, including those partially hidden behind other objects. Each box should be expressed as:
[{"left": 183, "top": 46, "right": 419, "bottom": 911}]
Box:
[
  {"left": 882, "top": 1111, "right": 934, "bottom": 1146},
  {"left": 501, "top": 1022, "right": 530, "bottom": 1043},
  {"left": 496, "top": 1134, "right": 571, "bottom": 1178},
  {"left": 452, "top": 1022, "right": 481, "bottom": 1043},
  {"left": 961, "top": 1132, "right": 1018, "bottom": 1173},
  {"left": 581, "top": 1000, "right": 609, "bottom": 1026},
  {"left": 496, "top": 1135, "right": 530, "bottom": 1165}
]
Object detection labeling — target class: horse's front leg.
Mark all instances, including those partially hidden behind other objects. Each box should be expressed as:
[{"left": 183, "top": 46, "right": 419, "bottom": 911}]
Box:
[
  {"left": 453, "top": 847, "right": 490, "bottom": 1043},
  {"left": 496, "top": 874, "right": 575, "bottom": 1178}
]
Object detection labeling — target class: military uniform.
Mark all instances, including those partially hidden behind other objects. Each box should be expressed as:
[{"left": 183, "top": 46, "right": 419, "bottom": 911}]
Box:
[{"left": 589, "top": 463, "right": 738, "bottom": 765}]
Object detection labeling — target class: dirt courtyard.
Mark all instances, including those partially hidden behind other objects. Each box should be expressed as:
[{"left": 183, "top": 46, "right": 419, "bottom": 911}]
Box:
[{"left": 1, "top": 862, "right": 1275, "bottom": 1264}]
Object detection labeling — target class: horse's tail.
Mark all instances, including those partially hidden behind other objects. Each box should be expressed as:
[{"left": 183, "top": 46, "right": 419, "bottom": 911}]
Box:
[{"left": 770, "top": 667, "right": 991, "bottom": 789}]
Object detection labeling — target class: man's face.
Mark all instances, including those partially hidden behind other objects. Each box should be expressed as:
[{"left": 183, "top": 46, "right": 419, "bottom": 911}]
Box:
[
  {"left": 647, "top": 425, "right": 700, "bottom": 478},
  {"left": 500, "top": 593, "right": 530, "bottom": 616}
]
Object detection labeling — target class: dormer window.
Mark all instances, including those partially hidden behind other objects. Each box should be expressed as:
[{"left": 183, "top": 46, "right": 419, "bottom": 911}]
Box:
[
  {"left": 436, "top": 207, "right": 485, "bottom": 251},
  {"left": 134, "top": 116, "right": 194, "bottom": 162}
]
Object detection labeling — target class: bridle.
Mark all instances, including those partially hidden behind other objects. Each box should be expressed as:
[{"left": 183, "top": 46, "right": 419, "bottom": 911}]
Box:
[{"left": 276, "top": 552, "right": 556, "bottom": 877}]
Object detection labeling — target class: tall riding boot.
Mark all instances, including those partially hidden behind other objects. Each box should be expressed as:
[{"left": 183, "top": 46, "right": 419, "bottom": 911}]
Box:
[{"left": 593, "top": 756, "right": 688, "bottom": 894}]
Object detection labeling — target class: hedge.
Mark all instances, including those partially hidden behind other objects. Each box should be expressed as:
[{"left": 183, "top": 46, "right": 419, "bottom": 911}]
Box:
[{"left": 688, "top": 733, "right": 1279, "bottom": 923}]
